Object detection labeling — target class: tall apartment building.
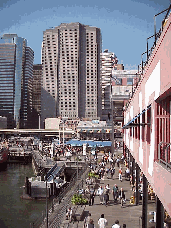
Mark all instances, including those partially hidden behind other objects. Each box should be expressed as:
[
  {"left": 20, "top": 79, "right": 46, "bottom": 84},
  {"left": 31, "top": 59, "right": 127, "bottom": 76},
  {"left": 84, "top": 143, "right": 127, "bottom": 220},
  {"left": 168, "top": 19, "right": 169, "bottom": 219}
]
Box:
[
  {"left": 101, "top": 49, "right": 116, "bottom": 121},
  {"left": 0, "top": 34, "right": 34, "bottom": 128},
  {"left": 101, "top": 49, "right": 124, "bottom": 121},
  {"left": 41, "top": 22, "right": 102, "bottom": 127}
]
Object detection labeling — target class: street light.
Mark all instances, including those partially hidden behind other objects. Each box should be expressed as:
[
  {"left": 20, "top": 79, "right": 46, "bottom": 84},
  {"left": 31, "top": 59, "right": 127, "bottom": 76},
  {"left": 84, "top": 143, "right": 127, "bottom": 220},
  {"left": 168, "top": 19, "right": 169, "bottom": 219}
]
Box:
[
  {"left": 110, "top": 74, "right": 115, "bottom": 156},
  {"left": 45, "top": 175, "right": 48, "bottom": 228},
  {"left": 38, "top": 113, "right": 41, "bottom": 129}
]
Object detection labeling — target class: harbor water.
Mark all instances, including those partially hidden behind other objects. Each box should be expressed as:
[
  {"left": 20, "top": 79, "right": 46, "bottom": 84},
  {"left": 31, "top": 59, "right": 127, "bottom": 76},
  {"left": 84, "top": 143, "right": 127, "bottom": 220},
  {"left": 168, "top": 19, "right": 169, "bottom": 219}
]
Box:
[{"left": 0, "top": 163, "right": 48, "bottom": 228}]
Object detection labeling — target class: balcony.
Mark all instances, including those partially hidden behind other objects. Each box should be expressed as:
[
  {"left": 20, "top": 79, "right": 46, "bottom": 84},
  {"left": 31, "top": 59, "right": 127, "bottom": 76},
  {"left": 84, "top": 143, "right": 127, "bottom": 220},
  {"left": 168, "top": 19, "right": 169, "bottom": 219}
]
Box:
[{"left": 112, "top": 86, "right": 132, "bottom": 100}]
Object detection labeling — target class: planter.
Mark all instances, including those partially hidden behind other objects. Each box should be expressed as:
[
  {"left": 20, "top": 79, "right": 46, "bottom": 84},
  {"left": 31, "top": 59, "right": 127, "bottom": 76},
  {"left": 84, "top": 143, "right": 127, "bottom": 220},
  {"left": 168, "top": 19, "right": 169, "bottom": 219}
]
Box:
[{"left": 71, "top": 194, "right": 88, "bottom": 205}]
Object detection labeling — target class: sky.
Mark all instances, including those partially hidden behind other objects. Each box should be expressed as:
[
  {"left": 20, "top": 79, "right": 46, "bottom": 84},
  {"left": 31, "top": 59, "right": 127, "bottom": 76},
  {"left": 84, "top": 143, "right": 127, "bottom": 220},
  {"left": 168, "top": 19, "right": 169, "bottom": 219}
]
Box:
[{"left": 0, "top": 0, "right": 170, "bottom": 70}]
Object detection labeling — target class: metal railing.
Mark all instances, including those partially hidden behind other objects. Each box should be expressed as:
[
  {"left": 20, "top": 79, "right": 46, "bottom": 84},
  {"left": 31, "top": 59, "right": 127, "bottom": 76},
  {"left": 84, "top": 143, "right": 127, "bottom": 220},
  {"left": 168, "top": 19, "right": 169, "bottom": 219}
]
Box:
[
  {"left": 124, "top": 5, "right": 171, "bottom": 112},
  {"left": 140, "top": 5, "right": 171, "bottom": 74},
  {"left": 158, "top": 142, "right": 171, "bottom": 171},
  {"left": 31, "top": 165, "right": 90, "bottom": 228}
]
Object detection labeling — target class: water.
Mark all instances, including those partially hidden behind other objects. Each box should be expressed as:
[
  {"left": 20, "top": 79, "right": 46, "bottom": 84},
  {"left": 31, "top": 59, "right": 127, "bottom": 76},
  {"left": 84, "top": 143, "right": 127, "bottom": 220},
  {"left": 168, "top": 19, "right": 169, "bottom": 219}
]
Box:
[{"left": 0, "top": 163, "right": 47, "bottom": 228}]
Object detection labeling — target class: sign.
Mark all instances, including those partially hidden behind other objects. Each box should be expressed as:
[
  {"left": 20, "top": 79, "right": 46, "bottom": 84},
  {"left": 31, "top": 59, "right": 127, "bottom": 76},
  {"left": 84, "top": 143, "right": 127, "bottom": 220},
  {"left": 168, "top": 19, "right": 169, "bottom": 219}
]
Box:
[
  {"left": 39, "top": 141, "right": 42, "bottom": 151},
  {"left": 91, "top": 146, "right": 96, "bottom": 155},
  {"left": 83, "top": 143, "right": 87, "bottom": 155}
]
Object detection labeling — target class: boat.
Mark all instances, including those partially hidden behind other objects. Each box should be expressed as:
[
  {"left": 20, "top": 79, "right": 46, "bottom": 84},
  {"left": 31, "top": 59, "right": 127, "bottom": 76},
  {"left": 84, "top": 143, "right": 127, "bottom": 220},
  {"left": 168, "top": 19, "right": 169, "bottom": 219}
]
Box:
[{"left": 0, "top": 141, "right": 9, "bottom": 164}]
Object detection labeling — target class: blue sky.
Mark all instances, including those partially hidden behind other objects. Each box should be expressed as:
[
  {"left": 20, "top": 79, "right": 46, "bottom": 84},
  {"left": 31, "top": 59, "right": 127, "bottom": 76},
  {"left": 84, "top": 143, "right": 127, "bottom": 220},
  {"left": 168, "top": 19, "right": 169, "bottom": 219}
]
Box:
[{"left": 0, "top": 0, "right": 170, "bottom": 69}]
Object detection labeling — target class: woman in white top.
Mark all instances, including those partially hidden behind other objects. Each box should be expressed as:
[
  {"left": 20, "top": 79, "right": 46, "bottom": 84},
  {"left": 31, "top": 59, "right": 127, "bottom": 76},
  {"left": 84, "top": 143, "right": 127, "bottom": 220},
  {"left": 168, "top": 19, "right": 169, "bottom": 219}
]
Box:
[{"left": 98, "top": 214, "right": 108, "bottom": 228}]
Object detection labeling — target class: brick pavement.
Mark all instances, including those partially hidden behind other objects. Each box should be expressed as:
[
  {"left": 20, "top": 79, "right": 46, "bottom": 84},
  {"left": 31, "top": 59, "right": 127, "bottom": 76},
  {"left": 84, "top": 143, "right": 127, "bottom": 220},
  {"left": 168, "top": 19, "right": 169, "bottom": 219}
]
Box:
[{"left": 76, "top": 148, "right": 156, "bottom": 228}]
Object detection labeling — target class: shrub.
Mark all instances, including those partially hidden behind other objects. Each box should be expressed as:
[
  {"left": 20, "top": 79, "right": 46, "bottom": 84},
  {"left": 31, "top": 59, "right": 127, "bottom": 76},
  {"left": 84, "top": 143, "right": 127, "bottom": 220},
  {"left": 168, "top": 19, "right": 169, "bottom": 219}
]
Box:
[
  {"left": 88, "top": 172, "right": 99, "bottom": 178},
  {"left": 71, "top": 194, "right": 88, "bottom": 205}
]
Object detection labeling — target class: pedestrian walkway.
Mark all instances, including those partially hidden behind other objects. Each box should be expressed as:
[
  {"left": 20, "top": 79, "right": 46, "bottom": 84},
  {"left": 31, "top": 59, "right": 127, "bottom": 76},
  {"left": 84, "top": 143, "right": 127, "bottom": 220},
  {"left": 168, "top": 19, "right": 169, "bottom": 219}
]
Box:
[{"left": 76, "top": 148, "right": 156, "bottom": 228}]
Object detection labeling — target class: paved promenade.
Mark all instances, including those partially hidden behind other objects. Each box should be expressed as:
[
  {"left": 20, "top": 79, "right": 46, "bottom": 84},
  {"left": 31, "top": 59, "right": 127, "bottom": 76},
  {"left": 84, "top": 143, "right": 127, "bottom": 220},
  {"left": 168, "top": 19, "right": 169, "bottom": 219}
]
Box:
[{"left": 75, "top": 148, "right": 156, "bottom": 228}]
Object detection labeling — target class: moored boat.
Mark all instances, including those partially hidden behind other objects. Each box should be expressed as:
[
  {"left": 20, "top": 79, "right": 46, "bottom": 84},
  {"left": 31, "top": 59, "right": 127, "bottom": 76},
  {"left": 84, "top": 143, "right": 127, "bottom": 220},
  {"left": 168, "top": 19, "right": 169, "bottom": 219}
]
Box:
[{"left": 0, "top": 141, "right": 9, "bottom": 164}]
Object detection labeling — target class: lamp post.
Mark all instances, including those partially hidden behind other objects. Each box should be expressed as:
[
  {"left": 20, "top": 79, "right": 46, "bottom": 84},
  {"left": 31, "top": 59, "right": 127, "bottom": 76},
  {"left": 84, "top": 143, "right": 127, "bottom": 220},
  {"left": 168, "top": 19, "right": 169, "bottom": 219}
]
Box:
[
  {"left": 75, "top": 144, "right": 78, "bottom": 181},
  {"left": 45, "top": 175, "right": 48, "bottom": 228},
  {"left": 110, "top": 74, "right": 114, "bottom": 156},
  {"left": 63, "top": 122, "right": 64, "bottom": 146},
  {"left": 38, "top": 113, "right": 41, "bottom": 129}
]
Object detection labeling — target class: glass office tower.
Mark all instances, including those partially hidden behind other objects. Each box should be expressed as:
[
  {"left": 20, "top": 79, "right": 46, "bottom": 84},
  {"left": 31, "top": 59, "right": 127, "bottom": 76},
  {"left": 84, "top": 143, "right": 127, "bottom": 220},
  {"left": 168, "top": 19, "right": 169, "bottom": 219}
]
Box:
[{"left": 0, "top": 34, "right": 34, "bottom": 128}]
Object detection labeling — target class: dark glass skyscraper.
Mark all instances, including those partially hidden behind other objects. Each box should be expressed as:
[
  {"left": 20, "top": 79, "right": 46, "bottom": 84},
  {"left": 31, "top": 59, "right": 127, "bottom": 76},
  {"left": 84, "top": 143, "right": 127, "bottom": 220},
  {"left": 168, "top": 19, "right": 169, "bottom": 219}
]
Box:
[{"left": 0, "top": 34, "right": 34, "bottom": 128}]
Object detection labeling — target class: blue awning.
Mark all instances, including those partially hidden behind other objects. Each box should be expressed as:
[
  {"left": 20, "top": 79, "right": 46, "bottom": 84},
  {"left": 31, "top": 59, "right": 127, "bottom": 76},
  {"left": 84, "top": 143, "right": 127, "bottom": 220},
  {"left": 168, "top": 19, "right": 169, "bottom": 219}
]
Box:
[
  {"left": 123, "top": 105, "right": 151, "bottom": 129},
  {"left": 66, "top": 140, "right": 111, "bottom": 147}
]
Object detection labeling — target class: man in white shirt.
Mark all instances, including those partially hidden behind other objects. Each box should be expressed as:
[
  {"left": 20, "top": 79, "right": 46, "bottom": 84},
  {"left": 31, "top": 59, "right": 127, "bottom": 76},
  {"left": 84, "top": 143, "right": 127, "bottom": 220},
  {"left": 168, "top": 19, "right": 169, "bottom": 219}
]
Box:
[
  {"left": 112, "top": 220, "right": 121, "bottom": 228},
  {"left": 98, "top": 214, "right": 108, "bottom": 228},
  {"left": 97, "top": 186, "right": 104, "bottom": 204}
]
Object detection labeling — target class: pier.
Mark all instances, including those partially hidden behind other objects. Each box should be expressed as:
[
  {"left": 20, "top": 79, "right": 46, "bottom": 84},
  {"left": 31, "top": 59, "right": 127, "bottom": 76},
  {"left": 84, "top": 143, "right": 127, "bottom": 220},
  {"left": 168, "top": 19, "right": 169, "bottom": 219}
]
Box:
[{"left": 8, "top": 147, "right": 32, "bottom": 164}]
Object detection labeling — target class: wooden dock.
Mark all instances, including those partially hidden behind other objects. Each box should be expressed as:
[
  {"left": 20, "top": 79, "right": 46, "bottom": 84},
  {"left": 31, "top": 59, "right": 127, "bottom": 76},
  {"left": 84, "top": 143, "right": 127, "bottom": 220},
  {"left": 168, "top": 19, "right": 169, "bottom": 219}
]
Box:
[{"left": 8, "top": 147, "right": 32, "bottom": 163}]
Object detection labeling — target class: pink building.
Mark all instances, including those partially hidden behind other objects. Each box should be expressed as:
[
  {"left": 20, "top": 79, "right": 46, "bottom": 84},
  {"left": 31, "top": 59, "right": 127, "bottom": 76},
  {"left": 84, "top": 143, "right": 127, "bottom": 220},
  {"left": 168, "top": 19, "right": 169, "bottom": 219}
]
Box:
[{"left": 123, "top": 5, "right": 171, "bottom": 226}]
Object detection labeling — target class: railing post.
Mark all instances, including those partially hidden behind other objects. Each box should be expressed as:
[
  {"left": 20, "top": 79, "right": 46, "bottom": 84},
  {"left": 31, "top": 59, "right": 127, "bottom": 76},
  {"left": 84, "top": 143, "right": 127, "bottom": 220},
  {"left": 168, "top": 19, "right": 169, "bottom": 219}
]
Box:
[
  {"left": 154, "top": 16, "right": 156, "bottom": 46},
  {"left": 166, "top": 143, "right": 171, "bottom": 169},
  {"left": 158, "top": 142, "right": 161, "bottom": 163},
  {"left": 147, "top": 40, "right": 148, "bottom": 62}
]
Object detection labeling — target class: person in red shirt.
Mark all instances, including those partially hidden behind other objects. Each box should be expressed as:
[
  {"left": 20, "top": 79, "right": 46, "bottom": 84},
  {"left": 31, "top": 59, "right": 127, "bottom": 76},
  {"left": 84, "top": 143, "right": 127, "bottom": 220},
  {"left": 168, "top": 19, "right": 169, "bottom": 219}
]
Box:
[{"left": 118, "top": 167, "right": 122, "bottom": 182}]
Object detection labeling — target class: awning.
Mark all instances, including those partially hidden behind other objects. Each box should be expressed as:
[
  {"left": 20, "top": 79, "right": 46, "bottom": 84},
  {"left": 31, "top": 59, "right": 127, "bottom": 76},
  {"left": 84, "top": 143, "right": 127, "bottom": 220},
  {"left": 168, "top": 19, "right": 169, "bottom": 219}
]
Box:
[
  {"left": 66, "top": 140, "right": 111, "bottom": 147},
  {"left": 123, "top": 105, "right": 151, "bottom": 129}
]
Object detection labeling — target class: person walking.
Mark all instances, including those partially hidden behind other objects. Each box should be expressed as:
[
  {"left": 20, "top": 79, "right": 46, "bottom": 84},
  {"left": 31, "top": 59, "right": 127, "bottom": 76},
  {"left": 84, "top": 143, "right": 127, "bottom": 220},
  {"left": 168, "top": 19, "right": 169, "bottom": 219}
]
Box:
[
  {"left": 87, "top": 219, "right": 95, "bottom": 228},
  {"left": 97, "top": 186, "right": 104, "bottom": 205},
  {"left": 112, "top": 220, "right": 121, "bottom": 228},
  {"left": 98, "top": 214, "right": 108, "bottom": 228},
  {"left": 83, "top": 213, "right": 92, "bottom": 228},
  {"left": 125, "top": 167, "right": 130, "bottom": 180},
  {"left": 116, "top": 156, "right": 120, "bottom": 168},
  {"left": 106, "top": 167, "right": 109, "bottom": 179},
  {"left": 118, "top": 167, "right": 122, "bottom": 182},
  {"left": 98, "top": 169, "right": 102, "bottom": 179},
  {"left": 112, "top": 184, "right": 118, "bottom": 203},
  {"left": 118, "top": 188, "right": 126, "bottom": 207},
  {"left": 89, "top": 186, "right": 95, "bottom": 206},
  {"left": 110, "top": 167, "right": 115, "bottom": 179},
  {"left": 103, "top": 186, "right": 108, "bottom": 207},
  {"left": 103, "top": 184, "right": 110, "bottom": 206}
]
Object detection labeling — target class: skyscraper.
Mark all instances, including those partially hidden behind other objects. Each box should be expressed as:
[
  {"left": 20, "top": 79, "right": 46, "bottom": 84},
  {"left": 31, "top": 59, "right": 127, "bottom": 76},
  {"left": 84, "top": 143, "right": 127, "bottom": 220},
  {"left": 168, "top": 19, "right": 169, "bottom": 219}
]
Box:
[
  {"left": 32, "top": 64, "right": 42, "bottom": 129},
  {"left": 33, "top": 64, "right": 42, "bottom": 115},
  {"left": 41, "top": 22, "right": 102, "bottom": 126},
  {"left": 100, "top": 49, "right": 125, "bottom": 121},
  {"left": 101, "top": 49, "right": 116, "bottom": 121},
  {"left": 0, "top": 34, "right": 34, "bottom": 128}
]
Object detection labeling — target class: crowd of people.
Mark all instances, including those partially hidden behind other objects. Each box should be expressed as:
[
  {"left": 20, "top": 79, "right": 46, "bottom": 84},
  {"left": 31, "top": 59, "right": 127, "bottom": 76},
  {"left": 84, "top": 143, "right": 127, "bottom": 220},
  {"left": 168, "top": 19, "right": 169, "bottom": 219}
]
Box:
[
  {"left": 78, "top": 149, "right": 129, "bottom": 227},
  {"left": 83, "top": 213, "right": 125, "bottom": 228},
  {"left": 63, "top": 138, "right": 145, "bottom": 228}
]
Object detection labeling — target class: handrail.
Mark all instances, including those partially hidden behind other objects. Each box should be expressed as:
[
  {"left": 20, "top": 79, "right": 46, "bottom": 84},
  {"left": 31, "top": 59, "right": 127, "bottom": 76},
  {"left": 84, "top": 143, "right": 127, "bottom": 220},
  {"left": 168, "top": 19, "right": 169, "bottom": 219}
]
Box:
[
  {"left": 124, "top": 4, "right": 171, "bottom": 112},
  {"left": 140, "top": 5, "right": 171, "bottom": 74},
  {"left": 32, "top": 165, "right": 89, "bottom": 228}
]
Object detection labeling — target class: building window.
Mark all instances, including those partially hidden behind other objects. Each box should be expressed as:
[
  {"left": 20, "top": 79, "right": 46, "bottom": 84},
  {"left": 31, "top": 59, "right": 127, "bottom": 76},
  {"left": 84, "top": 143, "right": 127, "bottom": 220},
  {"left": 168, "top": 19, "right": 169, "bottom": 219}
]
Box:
[
  {"left": 116, "top": 78, "right": 122, "bottom": 85},
  {"left": 127, "top": 78, "right": 133, "bottom": 85},
  {"left": 146, "top": 107, "right": 151, "bottom": 144}
]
